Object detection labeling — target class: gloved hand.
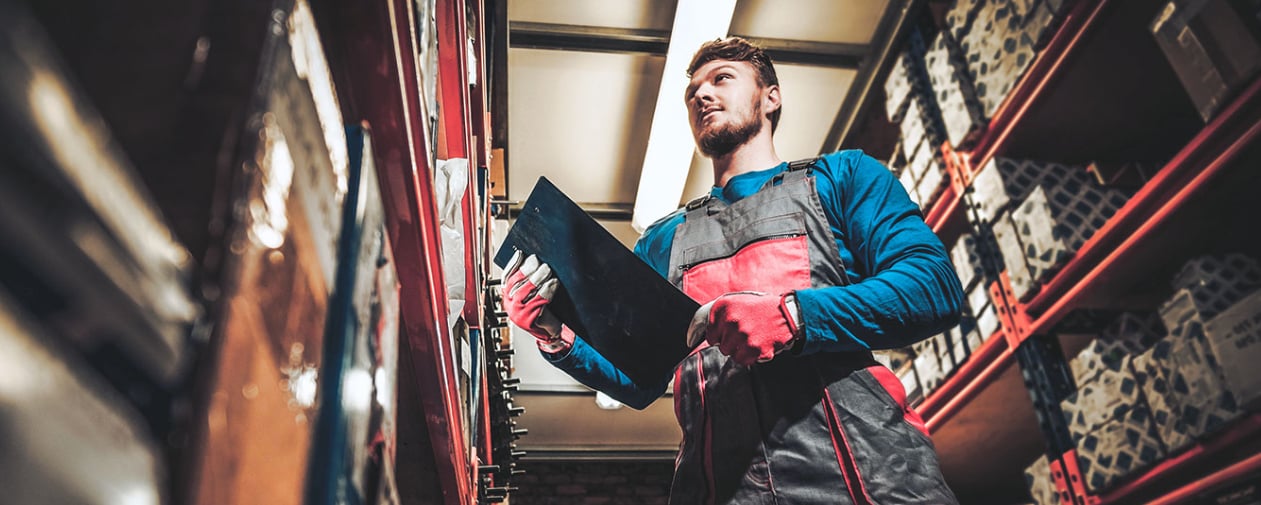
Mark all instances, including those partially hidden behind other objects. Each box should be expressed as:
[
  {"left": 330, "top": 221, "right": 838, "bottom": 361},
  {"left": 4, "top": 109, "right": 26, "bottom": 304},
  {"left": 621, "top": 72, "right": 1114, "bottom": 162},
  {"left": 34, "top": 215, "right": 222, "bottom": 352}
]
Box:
[
  {"left": 689, "top": 291, "right": 803, "bottom": 366},
  {"left": 502, "top": 251, "right": 574, "bottom": 353}
]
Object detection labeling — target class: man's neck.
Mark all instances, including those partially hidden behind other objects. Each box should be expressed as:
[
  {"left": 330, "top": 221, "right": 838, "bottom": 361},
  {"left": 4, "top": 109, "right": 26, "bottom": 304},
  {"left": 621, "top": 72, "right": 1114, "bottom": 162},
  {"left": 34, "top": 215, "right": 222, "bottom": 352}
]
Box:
[{"left": 710, "top": 129, "right": 782, "bottom": 188}]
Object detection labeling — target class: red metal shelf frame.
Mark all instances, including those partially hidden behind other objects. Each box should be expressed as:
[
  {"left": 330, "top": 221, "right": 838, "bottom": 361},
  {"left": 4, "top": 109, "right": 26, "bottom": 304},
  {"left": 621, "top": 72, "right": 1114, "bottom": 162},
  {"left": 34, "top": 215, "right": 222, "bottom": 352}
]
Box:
[
  {"left": 918, "top": 328, "right": 1012, "bottom": 433},
  {"left": 1023, "top": 76, "right": 1261, "bottom": 337},
  {"left": 923, "top": 141, "right": 969, "bottom": 234},
  {"left": 914, "top": 0, "right": 1117, "bottom": 427},
  {"left": 324, "top": 0, "right": 482, "bottom": 502}
]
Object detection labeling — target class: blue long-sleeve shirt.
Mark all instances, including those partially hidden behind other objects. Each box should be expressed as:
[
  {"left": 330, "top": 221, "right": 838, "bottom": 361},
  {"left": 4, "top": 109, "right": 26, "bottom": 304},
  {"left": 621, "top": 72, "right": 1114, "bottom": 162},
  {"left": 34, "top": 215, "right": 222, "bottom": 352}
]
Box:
[{"left": 543, "top": 150, "right": 965, "bottom": 409}]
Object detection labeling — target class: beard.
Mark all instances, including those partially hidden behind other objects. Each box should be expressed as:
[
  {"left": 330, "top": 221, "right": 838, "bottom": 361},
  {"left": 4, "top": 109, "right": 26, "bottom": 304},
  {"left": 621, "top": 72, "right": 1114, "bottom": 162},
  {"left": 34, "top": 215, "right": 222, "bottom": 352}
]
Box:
[{"left": 697, "top": 100, "right": 764, "bottom": 158}]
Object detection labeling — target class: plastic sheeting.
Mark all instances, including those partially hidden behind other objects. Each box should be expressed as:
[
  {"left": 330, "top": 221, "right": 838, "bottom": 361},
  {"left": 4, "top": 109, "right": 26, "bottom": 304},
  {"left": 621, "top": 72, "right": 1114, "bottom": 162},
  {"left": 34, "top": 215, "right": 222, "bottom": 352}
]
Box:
[{"left": 435, "top": 158, "right": 468, "bottom": 331}]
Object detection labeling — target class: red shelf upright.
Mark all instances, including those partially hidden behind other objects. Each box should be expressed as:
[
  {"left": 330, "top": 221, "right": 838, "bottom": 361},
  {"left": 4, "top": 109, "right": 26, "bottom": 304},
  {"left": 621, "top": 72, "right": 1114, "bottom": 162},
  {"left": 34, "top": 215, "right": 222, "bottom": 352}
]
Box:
[{"left": 914, "top": 1, "right": 1261, "bottom": 500}]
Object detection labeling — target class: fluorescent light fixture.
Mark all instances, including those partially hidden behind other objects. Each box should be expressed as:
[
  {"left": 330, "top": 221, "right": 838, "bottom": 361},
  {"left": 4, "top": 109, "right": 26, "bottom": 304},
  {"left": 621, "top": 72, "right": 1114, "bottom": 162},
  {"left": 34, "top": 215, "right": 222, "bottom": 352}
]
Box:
[{"left": 630, "top": 0, "right": 736, "bottom": 233}]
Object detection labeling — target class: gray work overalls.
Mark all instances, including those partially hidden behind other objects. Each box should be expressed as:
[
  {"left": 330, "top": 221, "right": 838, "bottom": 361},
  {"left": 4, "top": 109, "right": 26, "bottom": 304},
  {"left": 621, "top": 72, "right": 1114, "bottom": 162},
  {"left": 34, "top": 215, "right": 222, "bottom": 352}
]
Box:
[{"left": 665, "top": 160, "right": 958, "bottom": 504}]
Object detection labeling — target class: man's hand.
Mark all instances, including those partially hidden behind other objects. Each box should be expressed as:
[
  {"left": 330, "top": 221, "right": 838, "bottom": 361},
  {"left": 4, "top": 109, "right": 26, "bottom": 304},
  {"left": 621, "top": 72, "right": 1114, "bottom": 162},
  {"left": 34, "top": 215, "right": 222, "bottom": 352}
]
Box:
[
  {"left": 502, "top": 251, "right": 574, "bottom": 353},
  {"left": 695, "top": 292, "right": 802, "bottom": 366}
]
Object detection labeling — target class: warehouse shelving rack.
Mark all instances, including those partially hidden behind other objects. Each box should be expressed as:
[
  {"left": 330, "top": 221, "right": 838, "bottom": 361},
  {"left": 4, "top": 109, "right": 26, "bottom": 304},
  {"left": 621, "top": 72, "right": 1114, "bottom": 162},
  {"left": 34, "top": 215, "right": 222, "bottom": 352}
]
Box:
[
  {"left": 318, "top": 0, "right": 515, "bottom": 502},
  {"left": 900, "top": 0, "right": 1261, "bottom": 503}
]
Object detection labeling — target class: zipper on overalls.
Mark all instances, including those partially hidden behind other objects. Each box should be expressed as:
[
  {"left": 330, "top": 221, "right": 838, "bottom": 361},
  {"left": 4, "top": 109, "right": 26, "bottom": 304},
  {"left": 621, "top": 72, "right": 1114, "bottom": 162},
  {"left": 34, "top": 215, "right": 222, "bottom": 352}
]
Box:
[{"left": 676, "top": 232, "right": 807, "bottom": 271}]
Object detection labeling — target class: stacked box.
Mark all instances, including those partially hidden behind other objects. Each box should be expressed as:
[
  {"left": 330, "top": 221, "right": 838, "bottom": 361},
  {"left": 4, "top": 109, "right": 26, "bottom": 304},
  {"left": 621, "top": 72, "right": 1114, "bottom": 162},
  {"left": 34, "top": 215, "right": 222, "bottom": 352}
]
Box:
[
  {"left": 1062, "top": 355, "right": 1146, "bottom": 439},
  {"left": 1132, "top": 339, "right": 1197, "bottom": 452},
  {"left": 915, "top": 348, "right": 945, "bottom": 393},
  {"left": 1152, "top": 0, "right": 1261, "bottom": 121},
  {"left": 1160, "top": 254, "right": 1261, "bottom": 335},
  {"left": 969, "top": 156, "right": 1083, "bottom": 224},
  {"left": 992, "top": 210, "right": 1036, "bottom": 300},
  {"left": 1073, "top": 403, "right": 1166, "bottom": 492},
  {"left": 1024, "top": 454, "right": 1059, "bottom": 505},
  {"left": 874, "top": 347, "right": 916, "bottom": 373},
  {"left": 967, "top": 280, "right": 1002, "bottom": 338},
  {"left": 916, "top": 158, "right": 948, "bottom": 207},
  {"left": 1068, "top": 313, "right": 1165, "bottom": 385},
  {"left": 1133, "top": 254, "right": 1261, "bottom": 449},
  {"left": 899, "top": 93, "right": 948, "bottom": 159},
  {"left": 1022, "top": 0, "right": 1069, "bottom": 50},
  {"left": 899, "top": 168, "right": 922, "bottom": 207},
  {"left": 950, "top": 233, "right": 988, "bottom": 291},
  {"left": 959, "top": 1, "right": 1038, "bottom": 117},
  {"left": 906, "top": 139, "right": 932, "bottom": 183},
  {"left": 1170, "top": 254, "right": 1261, "bottom": 297},
  {"left": 945, "top": 0, "right": 986, "bottom": 42},
  {"left": 925, "top": 31, "right": 987, "bottom": 148},
  {"left": 900, "top": 98, "right": 929, "bottom": 158},
  {"left": 1204, "top": 290, "right": 1261, "bottom": 411},
  {"left": 1134, "top": 320, "right": 1242, "bottom": 450},
  {"left": 884, "top": 29, "right": 929, "bottom": 123},
  {"left": 1063, "top": 314, "right": 1168, "bottom": 492},
  {"left": 934, "top": 332, "right": 958, "bottom": 378},
  {"left": 898, "top": 360, "right": 924, "bottom": 406},
  {"left": 1011, "top": 183, "right": 1133, "bottom": 300}
]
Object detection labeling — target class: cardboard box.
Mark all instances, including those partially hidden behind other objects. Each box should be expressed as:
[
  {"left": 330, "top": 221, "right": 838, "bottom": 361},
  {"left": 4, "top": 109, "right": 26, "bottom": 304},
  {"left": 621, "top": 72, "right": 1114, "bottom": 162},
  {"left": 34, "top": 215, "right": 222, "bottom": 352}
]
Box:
[
  {"left": 1069, "top": 312, "right": 1165, "bottom": 385},
  {"left": 1073, "top": 403, "right": 1167, "bottom": 493},
  {"left": 1133, "top": 339, "right": 1197, "bottom": 452},
  {"left": 907, "top": 138, "right": 933, "bottom": 183},
  {"left": 916, "top": 158, "right": 947, "bottom": 207},
  {"left": 961, "top": 1, "right": 1039, "bottom": 117},
  {"left": 966, "top": 276, "right": 993, "bottom": 315},
  {"left": 977, "top": 301, "right": 1001, "bottom": 339},
  {"left": 897, "top": 361, "right": 923, "bottom": 406},
  {"left": 884, "top": 29, "right": 929, "bottom": 122},
  {"left": 1171, "top": 254, "right": 1261, "bottom": 294},
  {"left": 1204, "top": 289, "right": 1261, "bottom": 410},
  {"left": 925, "top": 31, "right": 986, "bottom": 148},
  {"left": 968, "top": 157, "right": 1083, "bottom": 224},
  {"left": 915, "top": 351, "right": 944, "bottom": 394},
  {"left": 1152, "top": 0, "right": 1261, "bottom": 121},
  {"left": 951, "top": 233, "right": 986, "bottom": 292},
  {"left": 1062, "top": 355, "right": 1146, "bottom": 439},
  {"left": 899, "top": 168, "right": 921, "bottom": 207},
  {"left": 1174, "top": 321, "right": 1243, "bottom": 438},
  {"left": 1024, "top": 454, "right": 1060, "bottom": 505},
  {"left": 993, "top": 210, "right": 1037, "bottom": 300},
  {"left": 945, "top": 0, "right": 987, "bottom": 42}
]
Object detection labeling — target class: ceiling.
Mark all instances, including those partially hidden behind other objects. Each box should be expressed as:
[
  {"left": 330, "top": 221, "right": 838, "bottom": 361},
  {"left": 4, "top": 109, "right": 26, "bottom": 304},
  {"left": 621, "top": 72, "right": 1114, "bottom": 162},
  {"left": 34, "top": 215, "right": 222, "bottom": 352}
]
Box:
[{"left": 500, "top": 0, "right": 901, "bottom": 458}]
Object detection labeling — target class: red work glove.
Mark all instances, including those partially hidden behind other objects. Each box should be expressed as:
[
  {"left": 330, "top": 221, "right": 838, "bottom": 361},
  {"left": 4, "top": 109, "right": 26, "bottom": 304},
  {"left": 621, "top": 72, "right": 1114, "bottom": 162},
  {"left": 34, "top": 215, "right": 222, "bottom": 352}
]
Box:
[
  {"left": 692, "top": 291, "right": 803, "bottom": 366},
  {"left": 502, "top": 251, "right": 574, "bottom": 353}
]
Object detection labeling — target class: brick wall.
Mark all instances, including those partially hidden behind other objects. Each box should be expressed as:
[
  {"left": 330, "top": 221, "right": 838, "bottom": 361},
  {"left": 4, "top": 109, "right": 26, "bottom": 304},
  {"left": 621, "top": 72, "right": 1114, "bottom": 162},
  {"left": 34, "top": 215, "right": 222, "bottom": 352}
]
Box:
[{"left": 509, "top": 461, "right": 673, "bottom": 505}]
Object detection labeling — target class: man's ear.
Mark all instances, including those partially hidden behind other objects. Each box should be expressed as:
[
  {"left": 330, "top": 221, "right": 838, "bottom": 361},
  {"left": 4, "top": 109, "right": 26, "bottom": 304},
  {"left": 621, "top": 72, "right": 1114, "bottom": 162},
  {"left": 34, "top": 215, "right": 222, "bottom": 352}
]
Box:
[{"left": 764, "top": 85, "right": 781, "bottom": 114}]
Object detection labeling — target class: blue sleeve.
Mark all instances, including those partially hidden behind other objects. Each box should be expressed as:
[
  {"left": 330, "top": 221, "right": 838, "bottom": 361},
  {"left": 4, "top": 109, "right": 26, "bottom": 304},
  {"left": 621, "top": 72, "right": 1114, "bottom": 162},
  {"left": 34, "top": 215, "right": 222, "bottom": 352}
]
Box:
[
  {"left": 540, "top": 337, "right": 670, "bottom": 410},
  {"left": 794, "top": 151, "right": 965, "bottom": 352},
  {"left": 531, "top": 211, "right": 683, "bottom": 410}
]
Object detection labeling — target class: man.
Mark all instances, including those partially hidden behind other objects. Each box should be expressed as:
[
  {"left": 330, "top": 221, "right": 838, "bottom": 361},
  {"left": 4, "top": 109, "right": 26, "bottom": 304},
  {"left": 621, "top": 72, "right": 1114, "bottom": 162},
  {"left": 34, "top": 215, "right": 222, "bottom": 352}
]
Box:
[{"left": 504, "top": 37, "right": 964, "bottom": 504}]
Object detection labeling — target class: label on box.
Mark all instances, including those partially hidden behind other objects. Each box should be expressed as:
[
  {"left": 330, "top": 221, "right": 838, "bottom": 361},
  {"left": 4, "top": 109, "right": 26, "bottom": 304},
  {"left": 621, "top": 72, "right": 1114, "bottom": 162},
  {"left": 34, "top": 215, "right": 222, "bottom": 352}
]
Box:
[{"left": 1205, "top": 289, "right": 1261, "bottom": 410}]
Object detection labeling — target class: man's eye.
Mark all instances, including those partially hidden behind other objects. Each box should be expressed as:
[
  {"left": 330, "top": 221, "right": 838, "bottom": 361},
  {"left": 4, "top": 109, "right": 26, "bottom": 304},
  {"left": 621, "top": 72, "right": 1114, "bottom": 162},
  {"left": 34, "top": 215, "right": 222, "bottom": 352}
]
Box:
[{"left": 716, "top": 74, "right": 731, "bottom": 82}]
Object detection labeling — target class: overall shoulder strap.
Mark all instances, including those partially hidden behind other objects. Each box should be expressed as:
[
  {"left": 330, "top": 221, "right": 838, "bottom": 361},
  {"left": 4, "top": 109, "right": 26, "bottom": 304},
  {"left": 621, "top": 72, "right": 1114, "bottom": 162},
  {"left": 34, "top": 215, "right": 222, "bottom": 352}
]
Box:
[{"left": 764, "top": 156, "right": 821, "bottom": 188}]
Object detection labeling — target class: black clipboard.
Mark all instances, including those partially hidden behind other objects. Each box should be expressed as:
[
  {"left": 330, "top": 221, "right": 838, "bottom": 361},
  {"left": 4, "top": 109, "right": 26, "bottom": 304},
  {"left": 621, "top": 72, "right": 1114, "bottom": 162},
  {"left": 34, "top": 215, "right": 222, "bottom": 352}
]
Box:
[{"left": 493, "top": 177, "right": 698, "bottom": 388}]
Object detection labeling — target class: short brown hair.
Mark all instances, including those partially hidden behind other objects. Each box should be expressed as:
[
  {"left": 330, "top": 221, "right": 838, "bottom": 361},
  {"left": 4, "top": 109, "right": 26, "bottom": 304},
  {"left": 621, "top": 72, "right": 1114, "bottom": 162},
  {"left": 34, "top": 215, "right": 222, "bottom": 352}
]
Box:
[{"left": 687, "top": 37, "right": 781, "bottom": 131}]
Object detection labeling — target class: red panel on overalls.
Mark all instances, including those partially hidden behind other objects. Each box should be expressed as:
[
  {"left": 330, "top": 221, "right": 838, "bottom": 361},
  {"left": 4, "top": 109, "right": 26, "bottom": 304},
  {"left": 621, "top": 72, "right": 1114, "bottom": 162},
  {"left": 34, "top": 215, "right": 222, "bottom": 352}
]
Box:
[{"left": 682, "top": 235, "right": 812, "bottom": 304}]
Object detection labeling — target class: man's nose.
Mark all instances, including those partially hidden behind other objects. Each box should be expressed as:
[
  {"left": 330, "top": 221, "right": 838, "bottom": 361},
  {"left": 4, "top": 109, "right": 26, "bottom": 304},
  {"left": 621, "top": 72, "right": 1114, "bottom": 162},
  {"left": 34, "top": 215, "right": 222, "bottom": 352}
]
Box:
[{"left": 691, "top": 85, "right": 715, "bottom": 107}]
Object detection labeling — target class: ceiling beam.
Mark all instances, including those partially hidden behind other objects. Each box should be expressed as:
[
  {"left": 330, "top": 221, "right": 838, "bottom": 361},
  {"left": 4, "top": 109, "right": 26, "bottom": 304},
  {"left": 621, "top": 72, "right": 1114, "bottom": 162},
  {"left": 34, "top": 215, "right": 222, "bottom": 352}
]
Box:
[
  {"left": 510, "top": 21, "right": 866, "bottom": 68},
  {"left": 820, "top": 0, "right": 925, "bottom": 152}
]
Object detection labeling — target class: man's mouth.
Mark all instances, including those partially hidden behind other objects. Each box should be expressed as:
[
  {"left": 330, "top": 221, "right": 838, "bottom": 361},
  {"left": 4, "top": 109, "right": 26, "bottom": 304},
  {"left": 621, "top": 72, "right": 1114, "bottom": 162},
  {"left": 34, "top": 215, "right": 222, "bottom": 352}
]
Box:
[{"left": 699, "top": 107, "right": 721, "bottom": 124}]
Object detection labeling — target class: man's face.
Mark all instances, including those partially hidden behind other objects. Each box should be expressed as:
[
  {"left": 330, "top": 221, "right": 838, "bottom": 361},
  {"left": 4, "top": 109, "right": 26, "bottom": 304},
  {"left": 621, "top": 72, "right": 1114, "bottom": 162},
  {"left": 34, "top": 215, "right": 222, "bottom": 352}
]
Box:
[{"left": 684, "top": 59, "right": 776, "bottom": 157}]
